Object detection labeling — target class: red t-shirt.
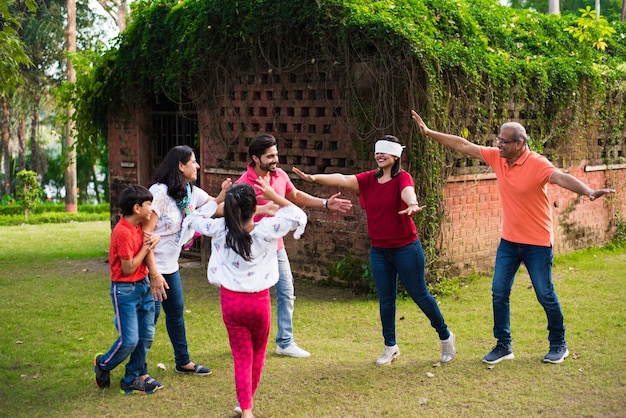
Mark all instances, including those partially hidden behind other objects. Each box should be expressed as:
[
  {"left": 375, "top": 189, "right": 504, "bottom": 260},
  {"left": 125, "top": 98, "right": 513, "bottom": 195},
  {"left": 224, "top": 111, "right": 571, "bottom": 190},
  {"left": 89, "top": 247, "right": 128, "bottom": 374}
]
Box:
[
  {"left": 355, "top": 170, "right": 418, "bottom": 248},
  {"left": 480, "top": 147, "right": 557, "bottom": 246},
  {"left": 109, "top": 216, "right": 148, "bottom": 283},
  {"left": 235, "top": 162, "right": 295, "bottom": 250}
]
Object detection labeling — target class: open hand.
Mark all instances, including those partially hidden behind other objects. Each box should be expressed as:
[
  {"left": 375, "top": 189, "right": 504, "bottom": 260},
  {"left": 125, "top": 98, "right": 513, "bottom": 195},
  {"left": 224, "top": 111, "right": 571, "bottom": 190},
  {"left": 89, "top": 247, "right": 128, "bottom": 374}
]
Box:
[
  {"left": 411, "top": 110, "right": 430, "bottom": 136},
  {"left": 398, "top": 204, "right": 426, "bottom": 216},
  {"left": 589, "top": 188, "right": 616, "bottom": 201},
  {"left": 327, "top": 192, "right": 353, "bottom": 213},
  {"left": 292, "top": 167, "right": 314, "bottom": 182}
]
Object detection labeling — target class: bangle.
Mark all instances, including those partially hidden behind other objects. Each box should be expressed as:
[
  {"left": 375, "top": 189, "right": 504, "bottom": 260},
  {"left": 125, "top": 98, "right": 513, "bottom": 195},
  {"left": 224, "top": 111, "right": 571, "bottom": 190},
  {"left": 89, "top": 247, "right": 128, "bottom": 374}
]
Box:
[
  {"left": 408, "top": 201, "right": 419, "bottom": 206},
  {"left": 323, "top": 199, "right": 328, "bottom": 209}
]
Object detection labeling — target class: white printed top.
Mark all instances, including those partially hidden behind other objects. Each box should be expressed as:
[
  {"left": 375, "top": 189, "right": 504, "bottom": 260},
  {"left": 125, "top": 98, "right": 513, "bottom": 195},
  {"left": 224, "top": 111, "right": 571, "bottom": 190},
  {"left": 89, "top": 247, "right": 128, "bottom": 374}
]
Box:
[
  {"left": 149, "top": 183, "right": 209, "bottom": 274},
  {"left": 180, "top": 201, "right": 307, "bottom": 293}
]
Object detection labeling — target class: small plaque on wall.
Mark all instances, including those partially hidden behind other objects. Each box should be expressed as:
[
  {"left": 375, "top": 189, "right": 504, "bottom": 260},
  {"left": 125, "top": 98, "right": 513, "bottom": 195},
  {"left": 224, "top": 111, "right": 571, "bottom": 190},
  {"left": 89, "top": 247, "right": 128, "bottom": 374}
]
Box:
[{"left": 121, "top": 161, "right": 136, "bottom": 168}]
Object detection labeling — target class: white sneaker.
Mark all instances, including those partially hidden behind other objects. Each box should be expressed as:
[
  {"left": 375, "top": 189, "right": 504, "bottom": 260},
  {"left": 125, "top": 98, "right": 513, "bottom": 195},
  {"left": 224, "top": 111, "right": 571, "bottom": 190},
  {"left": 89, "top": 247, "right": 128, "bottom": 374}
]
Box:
[
  {"left": 376, "top": 344, "right": 400, "bottom": 365},
  {"left": 234, "top": 404, "right": 242, "bottom": 414},
  {"left": 276, "top": 343, "right": 311, "bottom": 358},
  {"left": 441, "top": 331, "right": 456, "bottom": 363}
]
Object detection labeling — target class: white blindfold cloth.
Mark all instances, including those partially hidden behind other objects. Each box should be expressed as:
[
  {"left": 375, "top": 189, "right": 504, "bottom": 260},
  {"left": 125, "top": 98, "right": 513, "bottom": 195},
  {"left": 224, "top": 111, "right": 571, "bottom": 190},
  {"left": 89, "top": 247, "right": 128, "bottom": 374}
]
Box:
[{"left": 375, "top": 140, "right": 405, "bottom": 158}]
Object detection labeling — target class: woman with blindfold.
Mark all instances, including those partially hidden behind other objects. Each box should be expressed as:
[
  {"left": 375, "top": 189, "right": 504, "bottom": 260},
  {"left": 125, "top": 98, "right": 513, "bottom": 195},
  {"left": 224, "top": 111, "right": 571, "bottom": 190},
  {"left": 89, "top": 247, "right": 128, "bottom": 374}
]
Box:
[{"left": 293, "top": 135, "right": 456, "bottom": 366}]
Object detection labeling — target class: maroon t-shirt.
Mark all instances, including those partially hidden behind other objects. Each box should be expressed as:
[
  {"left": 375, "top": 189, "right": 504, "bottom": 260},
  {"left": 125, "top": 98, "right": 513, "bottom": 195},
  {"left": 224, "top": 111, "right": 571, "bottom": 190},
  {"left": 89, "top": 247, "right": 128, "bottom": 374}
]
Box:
[{"left": 355, "top": 170, "right": 418, "bottom": 248}]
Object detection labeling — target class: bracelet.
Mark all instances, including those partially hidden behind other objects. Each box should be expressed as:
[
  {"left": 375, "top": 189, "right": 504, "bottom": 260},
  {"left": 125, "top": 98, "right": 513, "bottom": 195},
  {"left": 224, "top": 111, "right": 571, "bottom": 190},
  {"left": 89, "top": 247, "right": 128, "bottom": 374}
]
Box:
[
  {"left": 323, "top": 199, "right": 328, "bottom": 209},
  {"left": 408, "top": 201, "right": 419, "bottom": 206}
]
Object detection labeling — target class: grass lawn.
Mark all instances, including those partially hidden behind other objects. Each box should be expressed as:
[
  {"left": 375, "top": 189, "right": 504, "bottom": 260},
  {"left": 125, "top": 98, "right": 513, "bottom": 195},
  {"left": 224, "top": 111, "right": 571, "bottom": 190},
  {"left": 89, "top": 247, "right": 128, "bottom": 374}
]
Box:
[{"left": 0, "top": 221, "right": 624, "bottom": 417}]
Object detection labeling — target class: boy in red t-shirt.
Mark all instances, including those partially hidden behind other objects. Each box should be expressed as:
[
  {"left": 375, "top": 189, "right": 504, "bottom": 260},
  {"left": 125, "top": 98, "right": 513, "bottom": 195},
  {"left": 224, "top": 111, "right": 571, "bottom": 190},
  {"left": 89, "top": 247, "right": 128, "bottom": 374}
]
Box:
[{"left": 93, "top": 185, "right": 164, "bottom": 394}]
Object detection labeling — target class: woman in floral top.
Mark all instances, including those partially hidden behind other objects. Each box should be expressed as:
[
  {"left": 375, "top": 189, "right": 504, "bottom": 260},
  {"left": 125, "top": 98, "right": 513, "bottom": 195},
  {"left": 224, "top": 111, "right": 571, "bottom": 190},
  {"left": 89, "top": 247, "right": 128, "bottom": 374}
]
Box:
[{"left": 144, "top": 145, "right": 230, "bottom": 376}]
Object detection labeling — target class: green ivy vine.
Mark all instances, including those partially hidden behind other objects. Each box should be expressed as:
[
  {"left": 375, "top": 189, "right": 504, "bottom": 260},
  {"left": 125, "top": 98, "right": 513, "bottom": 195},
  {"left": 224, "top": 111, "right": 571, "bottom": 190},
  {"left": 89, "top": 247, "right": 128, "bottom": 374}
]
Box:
[{"left": 74, "top": 0, "right": 626, "bottom": 278}]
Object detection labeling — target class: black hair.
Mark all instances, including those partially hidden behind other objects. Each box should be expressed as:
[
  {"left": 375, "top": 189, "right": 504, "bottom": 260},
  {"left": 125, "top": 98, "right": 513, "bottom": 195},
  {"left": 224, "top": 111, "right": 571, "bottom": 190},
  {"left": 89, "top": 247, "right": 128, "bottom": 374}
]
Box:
[
  {"left": 153, "top": 145, "right": 195, "bottom": 201},
  {"left": 373, "top": 134, "right": 403, "bottom": 178},
  {"left": 118, "top": 185, "right": 153, "bottom": 216},
  {"left": 248, "top": 134, "right": 277, "bottom": 166},
  {"left": 224, "top": 183, "right": 257, "bottom": 262}
]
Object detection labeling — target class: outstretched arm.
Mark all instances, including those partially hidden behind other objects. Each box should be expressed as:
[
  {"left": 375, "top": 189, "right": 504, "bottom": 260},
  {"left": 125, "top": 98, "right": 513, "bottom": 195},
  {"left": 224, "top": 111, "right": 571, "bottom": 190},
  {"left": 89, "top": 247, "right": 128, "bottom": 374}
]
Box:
[
  {"left": 550, "top": 171, "right": 616, "bottom": 201},
  {"left": 290, "top": 167, "right": 355, "bottom": 212},
  {"left": 398, "top": 186, "right": 427, "bottom": 216},
  {"left": 292, "top": 167, "right": 359, "bottom": 191},
  {"left": 411, "top": 110, "right": 485, "bottom": 162}
]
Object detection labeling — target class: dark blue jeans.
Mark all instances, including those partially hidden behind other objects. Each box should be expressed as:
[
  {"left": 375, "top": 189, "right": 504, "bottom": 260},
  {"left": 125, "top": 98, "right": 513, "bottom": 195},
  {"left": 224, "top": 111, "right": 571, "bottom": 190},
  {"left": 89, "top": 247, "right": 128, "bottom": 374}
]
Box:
[
  {"left": 492, "top": 239, "right": 566, "bottom": 347},
  {"left": 370, "top": 239, "right": 450, "bottom": 346},
  {"left": 154, "top": 270, "right": 191, "bottom": 367}
]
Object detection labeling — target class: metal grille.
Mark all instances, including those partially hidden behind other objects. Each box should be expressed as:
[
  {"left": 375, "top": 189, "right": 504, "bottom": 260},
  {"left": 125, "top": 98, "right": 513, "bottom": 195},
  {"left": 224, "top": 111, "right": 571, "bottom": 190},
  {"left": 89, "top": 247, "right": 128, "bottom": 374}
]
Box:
[{"left": 150, "top": 111, "right": 203, "bottom": 257}]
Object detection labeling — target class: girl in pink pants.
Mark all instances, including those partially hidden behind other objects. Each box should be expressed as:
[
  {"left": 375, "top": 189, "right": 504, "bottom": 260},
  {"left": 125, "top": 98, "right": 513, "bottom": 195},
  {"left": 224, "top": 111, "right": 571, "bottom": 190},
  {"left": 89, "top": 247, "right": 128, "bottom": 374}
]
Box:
[{"left": 180, "top": 181, "right": 307, "bottom": 418}]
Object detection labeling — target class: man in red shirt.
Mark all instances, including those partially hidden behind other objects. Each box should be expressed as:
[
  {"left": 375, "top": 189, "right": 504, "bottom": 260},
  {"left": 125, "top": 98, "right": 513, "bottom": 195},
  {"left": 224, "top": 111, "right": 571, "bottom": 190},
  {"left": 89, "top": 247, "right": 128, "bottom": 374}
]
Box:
[
  {"left": 412, "top": 110, "right": 614, "bottom": 364},
  {"left": 235, "top": 134, "right": 352, "bottom": 358}
]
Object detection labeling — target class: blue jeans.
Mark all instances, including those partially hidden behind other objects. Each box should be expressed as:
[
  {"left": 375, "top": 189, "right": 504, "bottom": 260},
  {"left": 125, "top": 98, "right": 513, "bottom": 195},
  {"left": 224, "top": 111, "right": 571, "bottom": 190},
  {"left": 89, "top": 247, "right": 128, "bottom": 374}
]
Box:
[
  {"left": 492, "top": 239, "right": 565, "bottom": 347},
  {"left": 99, "top": 277, "right": 155, "bottom": 379},
  {"left": 370, "top": 240, "right": 450, "bottom": 346},
  {"left": 154, "top": 270, "right": 191, "bottom": 366},
  {"left": 275, "top": 248, "right": 295, "bottom": 348}
]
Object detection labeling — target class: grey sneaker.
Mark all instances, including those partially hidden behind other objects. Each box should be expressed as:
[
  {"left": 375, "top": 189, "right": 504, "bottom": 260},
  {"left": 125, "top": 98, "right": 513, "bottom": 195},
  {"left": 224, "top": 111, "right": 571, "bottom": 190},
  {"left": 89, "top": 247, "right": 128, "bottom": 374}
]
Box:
[
  {"left": 441, "top": 332, "right": 456, "bottom": 363},
  {"left": 375, "top": 344, "right": 400, "bottom": 365},
  {"left": 543, "top": 345, "right": 569, "bottom": 364},
  {"left": 482, "top": 342, "right": 514, "bottom": 364},
  {"left": 120, "top": 376, "right": 163, "bottom": 394}
]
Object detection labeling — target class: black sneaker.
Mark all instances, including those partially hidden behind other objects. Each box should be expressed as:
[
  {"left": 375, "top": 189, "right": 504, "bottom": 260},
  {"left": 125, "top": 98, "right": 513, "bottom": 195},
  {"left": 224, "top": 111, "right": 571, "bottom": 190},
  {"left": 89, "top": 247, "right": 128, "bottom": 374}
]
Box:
[
  {"left": 175, "top": 363, "right": 212, "bottom": 376},
  {"left": 482, "top": 342, "right": 514, "bottom": 364},
  {"left": 93, "top": 353, "right": 110, "bottom": 388},
  {"left": 120, "top": 376, "right": 163, "bottom": 394},
  {"left": 543, "top": 345, "right": 569, "bottom": 364}
]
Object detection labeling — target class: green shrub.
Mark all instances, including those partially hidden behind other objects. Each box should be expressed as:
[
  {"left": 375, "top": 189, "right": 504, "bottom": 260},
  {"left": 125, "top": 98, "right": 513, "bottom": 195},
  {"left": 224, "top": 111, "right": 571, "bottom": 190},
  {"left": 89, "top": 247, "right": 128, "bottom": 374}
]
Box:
[
  {"left": 324, "top": 255, "right": 376, "bottom": 296},
  {"left": 0, "top": 202, "right": 109, "bottom": 216},
  {"left": 0, "top": 203, "right": 110, "bottom": 226}
]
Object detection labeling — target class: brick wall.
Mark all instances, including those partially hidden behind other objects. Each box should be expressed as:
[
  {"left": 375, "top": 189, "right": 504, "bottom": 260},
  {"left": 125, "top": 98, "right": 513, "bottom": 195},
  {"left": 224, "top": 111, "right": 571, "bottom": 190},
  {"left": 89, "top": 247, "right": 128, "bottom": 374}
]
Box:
[
  {"left": 108, "top": 77, "right": 626, "bottom": 280},
  {"left": 440, "top": 166, "right": 626, "bottom": 273}
]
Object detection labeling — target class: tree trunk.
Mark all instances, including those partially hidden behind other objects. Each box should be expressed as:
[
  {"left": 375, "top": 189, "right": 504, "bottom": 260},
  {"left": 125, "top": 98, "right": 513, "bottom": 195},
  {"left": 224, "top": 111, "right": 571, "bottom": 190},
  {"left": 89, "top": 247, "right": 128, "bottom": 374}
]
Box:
[
  {"left": 64, "top": 0, "right": 77, "bottom": 212},
  {"left": 17, "top": 118, "right": 26, "bottom": 172},
  {"left": 117, "top": 0, "right": 128, "bottom": 31},
  {"left": 596, "top": 0, "right": 600, "bottom": 17},
  {"left": 621, "top": 0, "right": 625, "bottom": 22},
  {"left": 30, "top": 107, "right": 47, "bottom": 181},
  {"left": 548, "top": 0, "right": 560, "bottom": 15},
  {"left": 1, "top": 96, "right": 10, "bottom": 195}
]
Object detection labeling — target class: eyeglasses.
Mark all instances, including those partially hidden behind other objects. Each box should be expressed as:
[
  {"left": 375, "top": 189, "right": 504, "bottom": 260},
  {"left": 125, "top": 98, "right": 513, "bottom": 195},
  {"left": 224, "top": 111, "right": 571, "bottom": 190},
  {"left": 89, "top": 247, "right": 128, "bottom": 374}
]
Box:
[{"left": 496, "top": 136, "right": 518, "bottom": 144}]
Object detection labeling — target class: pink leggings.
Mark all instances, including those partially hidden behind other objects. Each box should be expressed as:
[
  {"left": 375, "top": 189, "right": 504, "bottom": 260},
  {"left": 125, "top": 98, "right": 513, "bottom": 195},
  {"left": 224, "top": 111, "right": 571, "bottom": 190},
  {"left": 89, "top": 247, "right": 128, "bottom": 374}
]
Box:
[{"left": 220, "top": 287, "right": 271, "bottom": 410}]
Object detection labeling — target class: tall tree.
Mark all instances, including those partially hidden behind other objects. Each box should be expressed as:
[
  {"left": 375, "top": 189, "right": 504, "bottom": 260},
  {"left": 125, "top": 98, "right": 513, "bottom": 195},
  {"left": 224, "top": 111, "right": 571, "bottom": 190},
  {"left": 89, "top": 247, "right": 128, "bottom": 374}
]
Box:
[
  {"left": 64, "top": 0, "right": 77, "bottom": 212},
  {"left": 96, "top": 0, "right": 128, "bottom": 31},
  {"left": 0, "top": 1, "right": 34, "bottom": 195},
  {"left": 1, "top": 97, "right": 10, "bottom": 194},
  {"left": 549, "top": 0, "right": 560, "bottom": 15}
]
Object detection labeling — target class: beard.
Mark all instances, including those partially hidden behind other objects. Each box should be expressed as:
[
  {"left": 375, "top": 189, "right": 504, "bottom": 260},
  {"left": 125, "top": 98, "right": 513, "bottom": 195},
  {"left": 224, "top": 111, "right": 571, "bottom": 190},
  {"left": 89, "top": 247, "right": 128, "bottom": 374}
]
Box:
[{"left": 259, "top": 161, "right": 277, "bottom": 172}]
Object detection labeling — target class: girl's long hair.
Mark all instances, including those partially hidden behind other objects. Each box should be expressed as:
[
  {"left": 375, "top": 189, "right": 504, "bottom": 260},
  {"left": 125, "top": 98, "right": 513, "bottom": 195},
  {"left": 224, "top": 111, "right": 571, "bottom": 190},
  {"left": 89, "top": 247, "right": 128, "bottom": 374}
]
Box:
[
  {"left": 153, "top": 145, "right": 194, "bottom": 201},
  {"left": 373, "top": 135, "right": 403, "bottom": 179},
  {"left": 224, "top": 183, "right": 257, "bottom": 261}
]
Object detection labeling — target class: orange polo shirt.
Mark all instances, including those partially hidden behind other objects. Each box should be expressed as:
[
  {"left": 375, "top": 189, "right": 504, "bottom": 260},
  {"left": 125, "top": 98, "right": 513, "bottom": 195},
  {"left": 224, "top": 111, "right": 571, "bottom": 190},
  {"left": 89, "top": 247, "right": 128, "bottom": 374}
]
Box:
[{"left": 480, "top": 147, "right": 558, "bottom": 246}]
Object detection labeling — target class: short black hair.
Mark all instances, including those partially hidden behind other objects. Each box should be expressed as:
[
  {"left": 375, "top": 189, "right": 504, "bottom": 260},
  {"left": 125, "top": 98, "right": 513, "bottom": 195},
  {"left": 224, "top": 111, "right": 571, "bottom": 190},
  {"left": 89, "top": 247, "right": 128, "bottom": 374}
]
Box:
[
  {"left": 248, "top": 134, "right": 277, "bottom": 165},
  {"left": 118, "top": 185, "right": 153, "bottom": 216}
]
